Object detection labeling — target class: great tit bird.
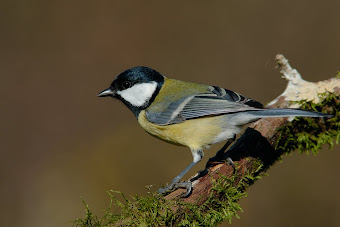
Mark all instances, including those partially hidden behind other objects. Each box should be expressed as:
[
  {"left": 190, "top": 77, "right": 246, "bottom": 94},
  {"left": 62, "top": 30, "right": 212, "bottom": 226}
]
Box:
[{"left": 98, "top": 66, "right": 331, "bottom": 196}]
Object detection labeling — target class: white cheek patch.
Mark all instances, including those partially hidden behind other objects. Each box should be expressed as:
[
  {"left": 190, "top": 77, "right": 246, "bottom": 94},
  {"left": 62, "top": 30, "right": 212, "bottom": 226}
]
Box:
[{"left": 117, "top": 82, "right": 157, "bottom": 107}]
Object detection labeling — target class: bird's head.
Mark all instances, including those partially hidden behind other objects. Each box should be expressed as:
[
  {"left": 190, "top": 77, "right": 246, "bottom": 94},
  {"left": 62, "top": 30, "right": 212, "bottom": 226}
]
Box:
[{"left": 98, "top": 66, "right": 165, "bottom": 116}]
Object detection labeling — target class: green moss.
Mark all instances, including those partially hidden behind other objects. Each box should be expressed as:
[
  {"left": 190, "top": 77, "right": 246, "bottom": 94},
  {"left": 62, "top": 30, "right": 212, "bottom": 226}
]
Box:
[
  {"left": 73, "top": 167, "right": 263, "bottom": 227},
  {"left": 275, "top": 92, "right": 339, "bottom": 155},
  {"left": 179, "top": 169, "right": 262, "bottom": 226},
  {"left": 73, "top": 200, "right": 109, "bottom": 227}
]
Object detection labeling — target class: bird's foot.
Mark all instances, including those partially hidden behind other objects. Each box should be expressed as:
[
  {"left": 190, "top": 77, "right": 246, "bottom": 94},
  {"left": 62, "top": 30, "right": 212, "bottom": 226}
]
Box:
[
  {"left": 226, "top": 157, "right": 235, "bottom": 173},
  {"left": 158, "top": 181, "right": 192, "bottom": 198}
]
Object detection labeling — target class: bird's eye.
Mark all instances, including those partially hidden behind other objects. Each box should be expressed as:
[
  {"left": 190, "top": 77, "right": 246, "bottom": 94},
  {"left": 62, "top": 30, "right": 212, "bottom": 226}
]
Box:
[{"left": 122, "top": 81, "right": 132, "bottom": 89}]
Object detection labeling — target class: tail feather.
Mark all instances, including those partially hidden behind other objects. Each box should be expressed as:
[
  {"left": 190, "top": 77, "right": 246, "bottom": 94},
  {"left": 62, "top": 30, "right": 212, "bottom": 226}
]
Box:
[{"left": 248, "top": 108, "right": 333, "bottom": 118}]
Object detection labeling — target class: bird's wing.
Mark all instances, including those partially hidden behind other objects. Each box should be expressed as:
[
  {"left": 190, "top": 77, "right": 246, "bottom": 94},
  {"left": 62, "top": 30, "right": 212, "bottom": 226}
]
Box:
[{"left": 145, "top": 86, "right": 264, "bottom": 125}]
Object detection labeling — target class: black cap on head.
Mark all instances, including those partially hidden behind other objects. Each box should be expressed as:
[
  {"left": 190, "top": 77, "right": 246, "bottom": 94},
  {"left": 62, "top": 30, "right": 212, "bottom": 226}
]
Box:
[{"left": 110, "top": 66, "right": 164, "bottom": 91}]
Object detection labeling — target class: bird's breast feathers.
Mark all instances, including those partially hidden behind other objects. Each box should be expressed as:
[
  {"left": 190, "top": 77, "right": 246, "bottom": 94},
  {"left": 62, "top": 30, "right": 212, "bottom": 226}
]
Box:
[{"left": 138, "top": 110, "right": 231, "bottom": 151}]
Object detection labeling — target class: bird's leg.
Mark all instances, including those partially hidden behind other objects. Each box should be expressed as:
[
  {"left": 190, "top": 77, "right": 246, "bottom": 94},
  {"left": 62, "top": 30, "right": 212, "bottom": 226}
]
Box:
[
  {"left": 158, "top": 162, "right": 196, "bottom": 196},
  {"left": 206, "top": 135, "right": 236, "bottom": 170},
  {"left": 158, "top": 150, "right": 203, "bottom": 197}
]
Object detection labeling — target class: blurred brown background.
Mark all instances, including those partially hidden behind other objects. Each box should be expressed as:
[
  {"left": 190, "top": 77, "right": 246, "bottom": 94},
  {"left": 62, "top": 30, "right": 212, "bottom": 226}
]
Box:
[{"left": 1, "top": 1, "right": 340, "bottom": 226}]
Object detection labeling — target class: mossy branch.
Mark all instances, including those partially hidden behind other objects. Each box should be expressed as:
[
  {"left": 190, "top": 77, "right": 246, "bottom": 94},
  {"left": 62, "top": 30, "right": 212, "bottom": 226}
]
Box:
[{"left": 74, "top": 55, "right": 340, "bottom": 227}]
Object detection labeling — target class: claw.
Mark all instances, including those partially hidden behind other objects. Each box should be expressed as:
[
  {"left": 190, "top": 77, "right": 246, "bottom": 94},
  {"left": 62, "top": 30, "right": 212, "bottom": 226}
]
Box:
[
  {"left": 158, "top": 181, "right": 193, "bottom": 197},
  {"left": 176, "top": 182, "right": 192, "bottom": 198},
  {"left": 158, "top": 185, "right": 172, "bottom": 195},
  {"left": 226, "top": 157, "right": 236, "bottom": 173}
]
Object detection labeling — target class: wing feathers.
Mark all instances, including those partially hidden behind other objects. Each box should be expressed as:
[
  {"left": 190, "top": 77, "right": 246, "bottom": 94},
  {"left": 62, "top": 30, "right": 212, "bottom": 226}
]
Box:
[{"left": 145, "top": 85, "right": 264, "bottom": 125}]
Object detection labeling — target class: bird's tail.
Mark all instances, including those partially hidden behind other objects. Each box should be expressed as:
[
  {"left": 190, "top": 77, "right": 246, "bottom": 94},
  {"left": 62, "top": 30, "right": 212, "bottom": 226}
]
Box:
[{"left": 248, "top": 108, "right": 333, "bottom": 118}]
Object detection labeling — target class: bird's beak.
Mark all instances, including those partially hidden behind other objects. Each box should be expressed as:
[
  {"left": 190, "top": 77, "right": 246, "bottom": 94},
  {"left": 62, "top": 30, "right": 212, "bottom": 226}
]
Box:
[{"left": 97, "top": 88, "right": 116, "bottom": 97}]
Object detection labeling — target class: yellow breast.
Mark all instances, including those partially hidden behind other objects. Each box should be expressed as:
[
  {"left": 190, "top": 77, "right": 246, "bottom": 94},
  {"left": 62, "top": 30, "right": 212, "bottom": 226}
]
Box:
[{"left": 138, "top": 110, "right": 223, "bottom": 151}]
